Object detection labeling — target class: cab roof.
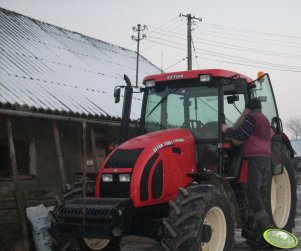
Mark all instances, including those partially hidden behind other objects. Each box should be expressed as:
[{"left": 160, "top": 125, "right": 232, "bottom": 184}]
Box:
[{"left": 143, "top": 69, "right": 254, "bottom": 84}]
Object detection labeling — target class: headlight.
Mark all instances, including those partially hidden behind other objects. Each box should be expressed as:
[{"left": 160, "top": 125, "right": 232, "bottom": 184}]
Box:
[
  {"left": 119, "top": 174, "right": 131, "bottom": 182},
  {"left": 102, "top": 174, "right": 113, "bottom": 182},
  {"left": 145, "top": 80, "right": 155, "bottom": 87},
  {"left": 199, "top": 74, "right": 211, "bottom": 82}
]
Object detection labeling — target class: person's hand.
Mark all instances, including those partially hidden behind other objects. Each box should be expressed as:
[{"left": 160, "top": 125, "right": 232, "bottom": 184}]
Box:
[
  {"left": 243, "top": 108, "right": 250, "bottom": 116},
  {"left": 222, "top": 124, "right": 229, "bottom": 132}
]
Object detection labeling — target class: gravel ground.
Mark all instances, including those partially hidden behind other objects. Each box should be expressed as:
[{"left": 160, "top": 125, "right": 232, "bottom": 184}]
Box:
[{"left": 120, "top": 185, "right": 301, "bottom": 251}]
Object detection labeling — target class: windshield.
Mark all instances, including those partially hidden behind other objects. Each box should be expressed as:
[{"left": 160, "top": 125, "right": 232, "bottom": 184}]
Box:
[{"left": 143, "top": 81, "right": 219, "bottom": 139}]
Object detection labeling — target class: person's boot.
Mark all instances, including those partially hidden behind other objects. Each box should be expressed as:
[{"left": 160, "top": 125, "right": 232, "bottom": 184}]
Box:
[{"left": 253, "top": 211, "right": 273, "bottom": 249}]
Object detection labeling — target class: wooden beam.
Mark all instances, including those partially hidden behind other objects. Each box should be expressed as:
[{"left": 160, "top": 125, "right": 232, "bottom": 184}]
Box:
[
  {"left": 6, "top": 117, "right": 30, "bottom": 251},
  {"left": 90, "top": 127, "right": 100, "bottom": 172},
  {"left": 52, "top": 121, "right": 67, "bottom": 191},
  {"left": 82, "top": 121, "right": 87, "bottom": 224}
]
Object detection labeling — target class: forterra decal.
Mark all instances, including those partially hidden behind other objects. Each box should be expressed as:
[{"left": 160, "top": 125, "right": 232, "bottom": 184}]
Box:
[{"left": 153, "top": 138, "right": 184, "bottom": 153}]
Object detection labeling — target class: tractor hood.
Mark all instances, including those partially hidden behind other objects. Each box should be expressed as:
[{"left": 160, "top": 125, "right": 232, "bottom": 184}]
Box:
[
  {"left": 95, "top": 128, "right": 197, "bottom": 207},
  {"left": 120, "top": 128, "right": 195, "bottom": 153}
]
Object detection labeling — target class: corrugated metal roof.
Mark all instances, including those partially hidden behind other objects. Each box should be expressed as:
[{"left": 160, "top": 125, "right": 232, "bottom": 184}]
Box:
[{"left": 0, "top": 8, "right": 161, "bottom": 120}]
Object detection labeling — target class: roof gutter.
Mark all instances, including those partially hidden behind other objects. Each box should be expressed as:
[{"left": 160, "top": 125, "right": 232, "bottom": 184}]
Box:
[{"left": 0, "top": 109, "right": 131, "bottom": 127}]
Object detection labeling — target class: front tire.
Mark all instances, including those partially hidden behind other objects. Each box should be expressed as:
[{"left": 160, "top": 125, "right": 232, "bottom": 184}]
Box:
[
  {"left": 162, "top": 183, "right": 235, "bottom": 251},
  {"left": 78, "top": 237, "right": 121, "bottom": 251}
]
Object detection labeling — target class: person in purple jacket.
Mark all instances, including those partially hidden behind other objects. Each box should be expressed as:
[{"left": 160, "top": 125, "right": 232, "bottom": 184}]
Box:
[{"left": 222, "top": 98, "right": 272, "bottom": 243}]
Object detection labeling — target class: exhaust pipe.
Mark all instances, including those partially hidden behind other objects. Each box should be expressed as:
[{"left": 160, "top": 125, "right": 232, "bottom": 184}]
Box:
[{"left": 119, "top": 74, "right": 133, "bottom": 144}]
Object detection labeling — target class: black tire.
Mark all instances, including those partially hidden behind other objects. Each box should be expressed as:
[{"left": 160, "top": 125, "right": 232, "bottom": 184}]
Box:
[
  {"left": 245, "top": 155, "right": 297, "bottom": 249},
  {"left": 77, "top": 237, "right": 121, "bottom": 251},
  {"left": 63, "top": 181, "right": 95, "bottom": 203},
  {"left": 162, "top": 183, "right": 235, "bottom": 251}
]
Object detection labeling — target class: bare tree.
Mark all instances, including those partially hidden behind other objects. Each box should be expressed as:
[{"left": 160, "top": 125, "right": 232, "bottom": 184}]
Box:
[{"left": 285, "top": 116, "right": 301, "bottom": 140}]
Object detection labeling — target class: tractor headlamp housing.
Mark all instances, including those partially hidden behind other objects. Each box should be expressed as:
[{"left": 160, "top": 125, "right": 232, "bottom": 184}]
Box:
[
  {"left": 145, "top": 80, "right": 155, "bottom": 88},
  {"left": 119, "top": 174, "right": 131, "bottom": 182},
  {"left": 199, "top": 74, "right": 211, "bottom": 82},
  {"left": 102, "top": 174, "right": 113, "bottom": 182}
]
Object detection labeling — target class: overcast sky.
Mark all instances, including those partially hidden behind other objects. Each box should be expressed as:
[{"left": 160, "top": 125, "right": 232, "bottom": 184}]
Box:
[{"left": 1, "top": 0, "right": 301, "bottom": 136}]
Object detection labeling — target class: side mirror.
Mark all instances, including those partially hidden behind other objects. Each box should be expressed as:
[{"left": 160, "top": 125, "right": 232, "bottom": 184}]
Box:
[
  {"left": 258, "top": 96, "right": 267, "bottom": 102},
  {"left": 114, "top": 87, "right": 121, "bottom": 103},
  {"left": 227, "top": 95, "right": 239, "bottom": 104},
  {"left": 271, "top": 117, "right": 283, "bottom": 134}
]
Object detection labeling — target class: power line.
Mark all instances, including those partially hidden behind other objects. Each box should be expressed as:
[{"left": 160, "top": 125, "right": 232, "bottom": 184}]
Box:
[
  {"left": 144, "top": 38, "right": 301, "bottom": 72},
  {"left": 196, "top": 30, "right": 301, "bottom": 49},
  {"left": 193, "top": 27, "right": 301, "bottom": 46},
  {"left": 125, "top": 17, "right": 183, "bottom": 50},
  {"left": 146, "top": 23, "right": 301, "bottom": 61},
  {"left": 194, "top": 54, "right": 301, "bottom": 73},
  {"left": 145, "top": 33, "right": 301, "bottom": 64},
  {"left": 149, "top": 23, "right": 301, "bottom": 49},
  {"left": 191, "top": 37, "right": 200, "bottom": 68},
  {"left": 201, "top": 22, "right": 301, "bottom": 40},
  {"left": 192, "top": 36, "right": 301, "bottom": 59},
  {"left": 146, "top": 35, "right": 186, "bottom": 47},
  {"left": 145, "top": 38, "right": 186, "bottom": 51},
  {"left": 135, "top": 17, "right": 301, "bottom": 73},
  {"left": 143, "top": 21, "right": 185, "bottom": 51},
  {"left": 164, "top": 57, "right": 187, "bottom": 71},
  {"left": 194, "top": 49, "right": 301, "bottom": 71},
  {"left": 145, "top": 28, "right": 185, "bottom": 41}
]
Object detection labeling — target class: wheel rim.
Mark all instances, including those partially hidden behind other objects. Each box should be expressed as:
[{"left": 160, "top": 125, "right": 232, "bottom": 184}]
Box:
[
  {"left": 271, "top": 167, "right": 291, "bottom": 228},
  {"left": 201, "top": 206, "right": 226, "bottom": 251},
  {"left": 83, "top": 238, "right": 110, "bottom": 250}
]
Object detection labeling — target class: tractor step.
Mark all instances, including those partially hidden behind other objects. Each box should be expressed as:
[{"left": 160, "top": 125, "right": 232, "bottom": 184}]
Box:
[{"left": 54, "top": 197, "right": 131, "bottom": 239}]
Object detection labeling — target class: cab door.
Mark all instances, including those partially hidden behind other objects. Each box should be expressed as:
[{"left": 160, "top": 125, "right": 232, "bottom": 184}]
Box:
[{"left": 250, "top": 73, "right": 284, "bottom": 174}]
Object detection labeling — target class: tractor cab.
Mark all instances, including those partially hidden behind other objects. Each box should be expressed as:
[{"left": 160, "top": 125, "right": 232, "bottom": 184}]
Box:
[{"left": 140, "top": 69, "right": 282, "bottom": 178}]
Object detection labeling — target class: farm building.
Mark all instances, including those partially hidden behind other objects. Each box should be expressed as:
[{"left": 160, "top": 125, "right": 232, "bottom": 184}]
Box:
[{"left": 0, "top": 7, "right": 160, "bottom": 250}]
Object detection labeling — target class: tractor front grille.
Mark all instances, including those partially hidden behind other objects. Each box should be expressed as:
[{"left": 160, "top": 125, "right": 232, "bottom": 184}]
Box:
[
  {"left": 58, "top": 197, "right": 127, "bottom": 221},
  {"left": 55, "top": 197, "right": 131, "bottom": 238}
]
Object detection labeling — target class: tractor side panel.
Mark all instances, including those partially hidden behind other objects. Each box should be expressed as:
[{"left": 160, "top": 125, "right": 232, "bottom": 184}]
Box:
[
  {"left": 95, "top": 129, "right": 197, "bottom": 208},
  {"left": 130, "top": 129, "right": 197, "bottom": 207}
]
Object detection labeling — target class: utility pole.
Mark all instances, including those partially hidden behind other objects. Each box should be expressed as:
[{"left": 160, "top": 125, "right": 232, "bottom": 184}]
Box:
[
  {"left": 132, "top": 24, "right": 147, "bottom": 87},
  {"left": 179, "top": 13, "right": 202, "bottom": 70}
]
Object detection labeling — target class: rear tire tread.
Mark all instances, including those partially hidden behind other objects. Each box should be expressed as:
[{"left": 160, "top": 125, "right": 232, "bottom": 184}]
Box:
[
  {"left": 163, "top": 183, "right": 235, "bottom": 251},
  {"left": 169, "top": 200, "right": 181, "bottom": 215},
  {"left": 163, "top": 219, "right": 177, "bottom": 237}
]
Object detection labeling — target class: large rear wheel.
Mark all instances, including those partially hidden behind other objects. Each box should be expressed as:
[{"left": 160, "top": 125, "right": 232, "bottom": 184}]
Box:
[
  {"left": 162, "top": 183, "right": 235, "bottom": 251},
  {"left": 245, "top": 156, "right": 297, "bottom": 249},
  {"left": 271, "top": 157, "right": 296, "bottom": 230}
]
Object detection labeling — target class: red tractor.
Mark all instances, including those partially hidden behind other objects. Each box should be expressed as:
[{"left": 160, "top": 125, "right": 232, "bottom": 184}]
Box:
[{"left": 51, "top": 69, "right": 297, "bottom": 251}]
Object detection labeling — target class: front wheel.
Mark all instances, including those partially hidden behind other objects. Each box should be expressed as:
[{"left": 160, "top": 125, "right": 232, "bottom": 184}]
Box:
[
  {"left": 78, "top": 237, "right": 121, "bottom": 251},
  {"left": 162, "top": 183, "right": 235, "bottom": 251}
]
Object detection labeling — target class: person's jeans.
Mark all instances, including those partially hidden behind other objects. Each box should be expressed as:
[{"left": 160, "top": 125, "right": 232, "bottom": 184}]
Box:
[{"left": 246, "top": 156, "right": 271, "bottom": 213}]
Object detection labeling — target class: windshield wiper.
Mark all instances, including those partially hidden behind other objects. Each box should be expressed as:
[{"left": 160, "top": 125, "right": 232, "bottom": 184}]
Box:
[{"left": 146, "top": 85, "right": 179, "bottom": 118}]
